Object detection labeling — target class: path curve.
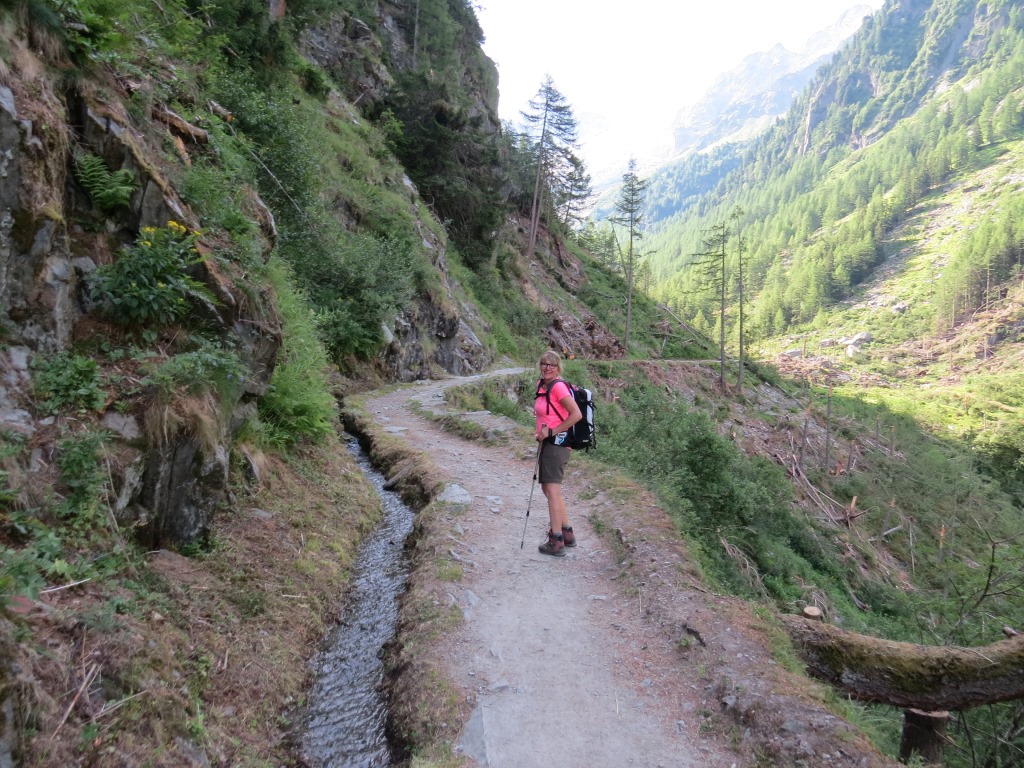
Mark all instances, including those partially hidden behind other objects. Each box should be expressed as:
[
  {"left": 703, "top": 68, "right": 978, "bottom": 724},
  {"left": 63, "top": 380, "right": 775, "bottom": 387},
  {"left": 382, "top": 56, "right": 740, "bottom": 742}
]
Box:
[{"left": 366, "top": 370, "right": 735, "bottom": 768}]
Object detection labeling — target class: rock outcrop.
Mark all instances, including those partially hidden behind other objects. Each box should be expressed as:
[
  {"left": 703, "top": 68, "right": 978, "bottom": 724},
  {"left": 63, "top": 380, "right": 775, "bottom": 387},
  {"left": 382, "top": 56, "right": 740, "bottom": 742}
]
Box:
[{"left": 1, "top": 53, "right": 281, "bottom": 549}]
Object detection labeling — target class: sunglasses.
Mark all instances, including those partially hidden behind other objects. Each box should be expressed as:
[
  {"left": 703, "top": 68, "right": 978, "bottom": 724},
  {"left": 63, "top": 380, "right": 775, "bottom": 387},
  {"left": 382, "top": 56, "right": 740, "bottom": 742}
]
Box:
[{"left": 540, "top": 363, "right": 559, "bottom": 369}]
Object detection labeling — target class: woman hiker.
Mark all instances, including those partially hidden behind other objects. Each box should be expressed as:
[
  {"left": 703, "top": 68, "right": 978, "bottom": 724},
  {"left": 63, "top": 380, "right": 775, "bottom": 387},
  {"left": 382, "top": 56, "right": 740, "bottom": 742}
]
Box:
[{"left": 534, "top": 350, "right": 583, "bottom": 557}]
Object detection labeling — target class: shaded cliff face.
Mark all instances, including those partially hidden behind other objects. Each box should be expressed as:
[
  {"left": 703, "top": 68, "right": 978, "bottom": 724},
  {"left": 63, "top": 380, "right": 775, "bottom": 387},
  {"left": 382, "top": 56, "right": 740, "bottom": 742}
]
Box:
[
  {"left": 0, "top": 38, "right": 281, "bottom": 549},
  {"left": 299, "top": 0, "right": 500, "bottom": 382},
  {"left": 301, "top": 0, "right": 500, "bottom": 130}
]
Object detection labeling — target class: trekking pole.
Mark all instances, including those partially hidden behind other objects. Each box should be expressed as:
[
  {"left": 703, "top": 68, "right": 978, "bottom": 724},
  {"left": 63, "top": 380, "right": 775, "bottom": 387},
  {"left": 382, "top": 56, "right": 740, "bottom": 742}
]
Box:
[{"left": 520, "top": 440, "right": 544, "bottom": 548}]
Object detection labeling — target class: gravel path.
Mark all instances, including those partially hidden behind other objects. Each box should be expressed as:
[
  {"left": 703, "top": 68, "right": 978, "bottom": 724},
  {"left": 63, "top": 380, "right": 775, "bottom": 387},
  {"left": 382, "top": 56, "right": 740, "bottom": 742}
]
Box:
[{"left": 366, "top": 371, "right": 737, "bottom": 768}]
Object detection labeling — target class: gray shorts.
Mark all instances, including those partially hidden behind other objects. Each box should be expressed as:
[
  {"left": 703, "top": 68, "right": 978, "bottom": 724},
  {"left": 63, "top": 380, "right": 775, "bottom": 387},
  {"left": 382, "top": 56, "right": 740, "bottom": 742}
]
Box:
[{"left": 539, "top": 443, "right": 570, "bottom": 484}]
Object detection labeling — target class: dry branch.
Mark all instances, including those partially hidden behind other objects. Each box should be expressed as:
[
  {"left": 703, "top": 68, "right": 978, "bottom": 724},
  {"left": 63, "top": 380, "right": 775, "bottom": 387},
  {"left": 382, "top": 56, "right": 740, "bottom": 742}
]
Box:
[{"left": 50, "top": 662, "right": 100, "bottom": 741}]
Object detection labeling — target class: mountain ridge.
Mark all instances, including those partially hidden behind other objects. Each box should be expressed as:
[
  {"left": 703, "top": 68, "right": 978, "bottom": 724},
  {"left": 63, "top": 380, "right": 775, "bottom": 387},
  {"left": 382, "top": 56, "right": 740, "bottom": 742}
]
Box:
[{"left": 670, "top": 4, "right": 877, "bottom": 157}]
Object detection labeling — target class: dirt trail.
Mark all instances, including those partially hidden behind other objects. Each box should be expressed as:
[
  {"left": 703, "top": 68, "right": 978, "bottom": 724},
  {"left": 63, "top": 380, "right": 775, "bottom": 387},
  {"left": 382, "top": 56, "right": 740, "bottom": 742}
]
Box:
[{"left": 366, "top": 370, "right": 737, "bottom": 768}]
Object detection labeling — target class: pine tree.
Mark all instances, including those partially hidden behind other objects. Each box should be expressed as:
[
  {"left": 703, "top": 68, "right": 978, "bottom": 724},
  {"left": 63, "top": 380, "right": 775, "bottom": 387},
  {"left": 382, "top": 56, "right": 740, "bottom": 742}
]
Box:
[
  {"left": 693, "top": 221, "right": 729, "bottom": 388},
  {"left": 611, "top": 158, "right": 649, "bottom": 352},
  {"left": 522, "top": 76, "right": 579, "bottom": 257},
  {"left": 730, "top": 207, "right": 747, "bottom": 394},
  {"left": 556, "top": 151, "right": 592, "bottom": 230},
  {"left": 578, "top": 221, "right": 617, "bottom": 271}
]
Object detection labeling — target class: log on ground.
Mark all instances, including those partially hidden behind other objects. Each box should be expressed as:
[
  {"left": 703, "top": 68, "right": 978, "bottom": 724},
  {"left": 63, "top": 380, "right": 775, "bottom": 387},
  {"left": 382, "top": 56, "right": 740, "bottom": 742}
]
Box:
[{"left": 780, "top": 615, "right": 1024, "bottom": 710}]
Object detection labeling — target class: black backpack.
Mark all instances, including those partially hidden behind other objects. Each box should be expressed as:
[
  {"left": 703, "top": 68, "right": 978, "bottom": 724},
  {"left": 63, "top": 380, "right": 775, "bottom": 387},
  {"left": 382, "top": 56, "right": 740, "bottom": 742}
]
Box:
[{"left": 536, "top": 378, "right": 596, "bottom": 451}]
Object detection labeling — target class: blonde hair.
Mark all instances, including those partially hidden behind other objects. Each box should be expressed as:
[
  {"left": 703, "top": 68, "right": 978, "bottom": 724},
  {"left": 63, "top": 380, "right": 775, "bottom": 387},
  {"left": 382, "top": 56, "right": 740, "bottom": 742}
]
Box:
[{"left": 538, "top": 350, "right": 562, "bottom": 368}]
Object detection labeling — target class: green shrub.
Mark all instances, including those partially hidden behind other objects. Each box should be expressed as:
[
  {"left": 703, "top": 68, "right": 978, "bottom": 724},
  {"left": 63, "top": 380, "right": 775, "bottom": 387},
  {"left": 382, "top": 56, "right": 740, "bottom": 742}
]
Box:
[
  {"left": 1, "top": 529, "right": 63, "bottom": 598},
  {"left": 211, "top": 75, "right": 320, "bottom": 212},
  {"left": 32, "top": 352, "right": 106, "bottom": 414},
  {"left": 285, "top": 227, "right": 416, "bottom": 360},
  {"left": 180, "top": 162, "right": 260, "bottom": 248},
  {"left": 141, "top": 339, "right": 244, "bottom": 399},
  {"left": 298, "top": 61, "right": 332, "bottom": 99},
  {"left": 256, "top": 260, "right": 337, "bottom": 447},
  {"left": 381, "top": 70, "right": 504, "bottom": 261},
  {"left": 91, "top": 222, "right": 215, "bottom": 326},
  {"left": 56, "top": 431, "right": 106, "bottom": 522},
  {"left": 598, "top": 383, "right": 846, "bottom": 599},
  {"left": 48, "top": 0, "right": 131, "bottom": 64}
]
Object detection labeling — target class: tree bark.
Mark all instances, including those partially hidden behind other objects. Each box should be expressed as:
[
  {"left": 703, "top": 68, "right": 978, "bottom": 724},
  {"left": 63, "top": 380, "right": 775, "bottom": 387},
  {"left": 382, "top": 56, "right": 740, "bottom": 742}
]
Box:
[
  {"left": 899, "top": 709, "right": 949, "bottom": 765},
  {"left": 780, "top": 615, "right": 1024, "bottom": 710}
]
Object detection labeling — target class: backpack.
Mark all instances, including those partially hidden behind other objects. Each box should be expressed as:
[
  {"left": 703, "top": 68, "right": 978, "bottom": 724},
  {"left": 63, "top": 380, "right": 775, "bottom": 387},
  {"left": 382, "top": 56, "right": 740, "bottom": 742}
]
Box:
[{"left": 535, "top": 378, "right": 596, "bottom": 452}]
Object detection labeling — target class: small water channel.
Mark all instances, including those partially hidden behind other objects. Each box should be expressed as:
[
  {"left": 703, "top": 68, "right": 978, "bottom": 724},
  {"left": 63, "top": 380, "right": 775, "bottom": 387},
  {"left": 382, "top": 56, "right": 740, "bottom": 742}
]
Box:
[{"left": 299, "top": 435, "right": 415, "bottom": 768}]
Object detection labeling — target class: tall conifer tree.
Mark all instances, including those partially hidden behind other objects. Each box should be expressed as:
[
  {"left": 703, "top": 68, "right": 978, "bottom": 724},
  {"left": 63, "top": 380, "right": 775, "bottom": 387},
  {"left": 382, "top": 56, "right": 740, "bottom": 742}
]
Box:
[
  {"left": 611, "top": 158, "right": 649, "bottom": 352},
  {"left": 522, "top": 76, "right": 579, "bottom": 257},
  {"left": 694, "top": 221, "right": 729, "bottom": 388},
  {"left": 556, "top": 152, "right": 592, "bottom": 230}
]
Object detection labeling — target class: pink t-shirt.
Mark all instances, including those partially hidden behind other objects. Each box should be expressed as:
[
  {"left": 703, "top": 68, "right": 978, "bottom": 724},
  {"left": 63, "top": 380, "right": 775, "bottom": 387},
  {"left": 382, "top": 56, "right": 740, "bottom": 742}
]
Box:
[{"left": 535, "top": 380, "right": 572, "bottom": 433}]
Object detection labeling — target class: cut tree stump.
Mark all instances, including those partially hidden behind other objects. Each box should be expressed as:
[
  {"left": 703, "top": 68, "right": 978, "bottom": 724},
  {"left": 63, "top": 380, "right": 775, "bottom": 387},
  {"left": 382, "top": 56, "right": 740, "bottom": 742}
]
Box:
[{"left": 899, "top": 709, "right": 949, "bottom": 765}]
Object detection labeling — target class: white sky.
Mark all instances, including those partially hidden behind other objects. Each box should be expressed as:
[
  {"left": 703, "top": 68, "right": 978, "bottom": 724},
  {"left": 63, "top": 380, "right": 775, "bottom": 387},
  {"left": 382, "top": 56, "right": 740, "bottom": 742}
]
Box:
[{"left": 475, "top": 0, "right": 885, "bottom": 179}]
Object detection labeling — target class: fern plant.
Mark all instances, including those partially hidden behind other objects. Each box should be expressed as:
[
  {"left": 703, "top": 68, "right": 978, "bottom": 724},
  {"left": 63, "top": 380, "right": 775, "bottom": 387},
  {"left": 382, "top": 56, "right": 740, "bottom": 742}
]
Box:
[{"left": 74, "top": 154, "right": 137, "bottom": 212}]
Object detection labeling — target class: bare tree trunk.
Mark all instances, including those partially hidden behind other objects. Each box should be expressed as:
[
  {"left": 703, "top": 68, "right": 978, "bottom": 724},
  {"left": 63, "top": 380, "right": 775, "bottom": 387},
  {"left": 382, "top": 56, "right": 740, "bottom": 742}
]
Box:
[
  {"left": 822, "top": 386, "right": 833, "bottom": 473},
  {"left": 527, "top": 108, "right": 549, "bottom": 259},
  {"left": 718, "top": 239, "right": 726, "bottom": 389},
  {"left": 781, "top": 615, "right": 1024, "bottom": 710},
  {"left": 737, "top": 251, "right": 745, "bottom": 394},
  {"left": 899, "top": 709, "right": 949, "bottom": 765},
  {"left": 625, "top": 240, "right": 634, "bottom": 352}
]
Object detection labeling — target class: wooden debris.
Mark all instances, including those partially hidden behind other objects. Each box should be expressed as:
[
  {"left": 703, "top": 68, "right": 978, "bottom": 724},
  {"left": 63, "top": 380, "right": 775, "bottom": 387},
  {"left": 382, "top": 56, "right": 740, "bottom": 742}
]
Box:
[
  {"left": 152, "top": 105, "right": 209, "bottom": 143},
  {"left": 899, "top": 708, "right": 950, "bottom": 765}
]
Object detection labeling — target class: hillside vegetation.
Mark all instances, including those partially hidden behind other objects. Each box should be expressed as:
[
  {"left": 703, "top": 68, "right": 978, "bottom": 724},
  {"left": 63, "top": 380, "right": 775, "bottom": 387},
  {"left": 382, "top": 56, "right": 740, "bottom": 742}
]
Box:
[{"left": 633, "top": 0, "right": 1024, "bottom": 512}]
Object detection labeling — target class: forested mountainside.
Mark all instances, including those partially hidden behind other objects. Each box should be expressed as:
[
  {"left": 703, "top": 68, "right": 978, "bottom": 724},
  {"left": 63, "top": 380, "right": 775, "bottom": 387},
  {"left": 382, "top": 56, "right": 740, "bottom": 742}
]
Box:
[
  {"left": 647, "top": 0, "right": 1024, "bottom": 334},
  {"left": 597, "top": 0, "right": 1024, "bottom": 761},
  {"left": 588, "top": 5, "right": 873, "bottom": 211},
  {"left": 638, "top": 0, "right": 1024, "bottom": 499}
]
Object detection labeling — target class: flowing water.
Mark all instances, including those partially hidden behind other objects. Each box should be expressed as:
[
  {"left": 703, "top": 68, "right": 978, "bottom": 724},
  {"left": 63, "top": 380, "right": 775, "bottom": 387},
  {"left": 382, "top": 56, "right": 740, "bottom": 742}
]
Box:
[{"left": 300, "top": 436, "right": 415, "bottom": 767}]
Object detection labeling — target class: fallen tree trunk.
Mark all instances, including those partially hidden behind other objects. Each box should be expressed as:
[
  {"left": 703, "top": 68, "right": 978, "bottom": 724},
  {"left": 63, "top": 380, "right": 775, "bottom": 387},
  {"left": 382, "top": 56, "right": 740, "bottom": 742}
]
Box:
[{"left": 780, "top": 615, "right": 1024, "bottom": 710}]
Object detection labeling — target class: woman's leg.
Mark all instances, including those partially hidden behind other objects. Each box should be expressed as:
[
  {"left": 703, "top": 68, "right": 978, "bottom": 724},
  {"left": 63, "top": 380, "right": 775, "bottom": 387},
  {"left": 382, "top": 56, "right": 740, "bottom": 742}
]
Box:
[
  {"left": 538, "top": 446, "right": 572, "bottom": 555},
  {"left": 542, "top": 482, "right": 569, "bottom": 531}
]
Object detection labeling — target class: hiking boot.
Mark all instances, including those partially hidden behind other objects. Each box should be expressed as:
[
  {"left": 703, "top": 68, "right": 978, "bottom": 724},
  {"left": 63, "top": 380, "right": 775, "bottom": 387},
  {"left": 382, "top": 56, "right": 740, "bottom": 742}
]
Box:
[
  {"left": 538, "top": 530, "right": 565, "bottom": 557},
  {"left": 561, "top": 526, "right": 577, "bottom": 548}
]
